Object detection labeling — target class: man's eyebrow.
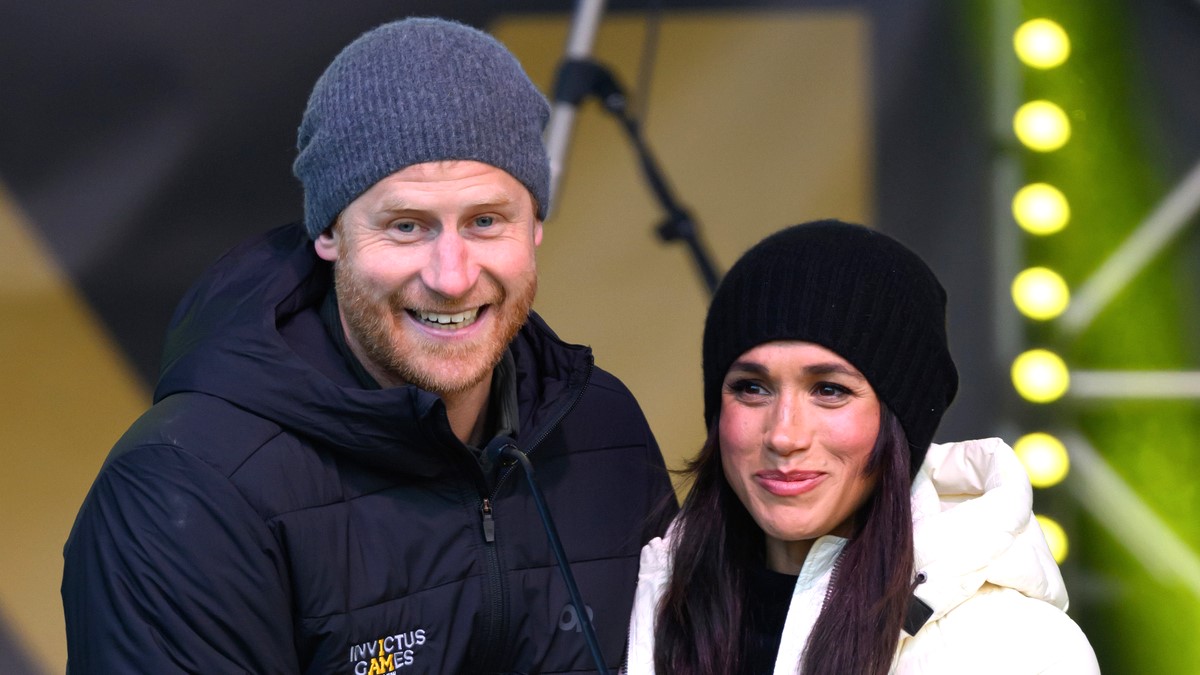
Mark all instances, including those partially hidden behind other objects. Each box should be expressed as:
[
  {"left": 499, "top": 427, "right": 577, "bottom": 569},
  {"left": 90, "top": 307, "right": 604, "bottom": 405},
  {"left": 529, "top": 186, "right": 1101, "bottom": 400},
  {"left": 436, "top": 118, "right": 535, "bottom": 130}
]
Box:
[
  {"left": 376, "top": 191, "right": 523, "bottom": 214},
  {"left": 375, "top": 198, "right": 427, "bottom": 213}
]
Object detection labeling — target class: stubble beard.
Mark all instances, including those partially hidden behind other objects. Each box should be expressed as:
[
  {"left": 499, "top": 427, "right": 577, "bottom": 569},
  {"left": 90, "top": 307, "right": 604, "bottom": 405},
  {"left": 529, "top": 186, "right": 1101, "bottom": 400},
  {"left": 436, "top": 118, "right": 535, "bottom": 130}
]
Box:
[{"left": 335, "top": 256, "right": 536, "bottom": 397}]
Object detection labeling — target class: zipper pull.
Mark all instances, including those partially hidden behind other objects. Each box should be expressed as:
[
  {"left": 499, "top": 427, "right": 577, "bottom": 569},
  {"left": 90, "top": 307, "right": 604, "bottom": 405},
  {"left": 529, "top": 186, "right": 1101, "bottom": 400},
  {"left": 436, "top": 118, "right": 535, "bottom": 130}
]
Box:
[{"left": 481, "top": 498, "right": 496, "bottom": 543}]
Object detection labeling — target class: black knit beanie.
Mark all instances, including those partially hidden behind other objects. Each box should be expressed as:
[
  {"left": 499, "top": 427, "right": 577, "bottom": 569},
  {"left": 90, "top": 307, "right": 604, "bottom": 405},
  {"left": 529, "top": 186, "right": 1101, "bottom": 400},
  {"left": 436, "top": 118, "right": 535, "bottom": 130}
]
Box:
[
  {"left": 702, "top": 220, "right": 958, "bottom": 471},
  {"left": 293, "top": 17, "right": 551, "bottom": 238}
]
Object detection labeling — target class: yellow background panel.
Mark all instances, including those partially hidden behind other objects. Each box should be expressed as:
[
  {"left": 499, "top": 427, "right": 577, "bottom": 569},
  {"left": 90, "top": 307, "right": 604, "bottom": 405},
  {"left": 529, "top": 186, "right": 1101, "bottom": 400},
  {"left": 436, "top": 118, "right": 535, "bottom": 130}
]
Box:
[{"left": 0, "top": 184, "right": 149, "bottom": 673}]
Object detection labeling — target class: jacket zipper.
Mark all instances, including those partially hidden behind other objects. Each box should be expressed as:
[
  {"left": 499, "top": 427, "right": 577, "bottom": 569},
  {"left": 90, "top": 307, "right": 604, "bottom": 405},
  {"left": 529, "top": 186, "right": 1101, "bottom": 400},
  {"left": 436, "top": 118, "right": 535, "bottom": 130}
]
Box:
[
  {"left": 819, "top": 549, "right": 845, "bottom": 612},
  {"left": 475, "top": 495, "right": 507, "bottom": 671},
  {"left": 620, "top": 613, "right": 634, "bottom": 674},
  {"left": 480, "top": 498, "right": 496, "bottom": 543},
  {"left": 474, "top": 356, "right": 595, "bottom": 672}
]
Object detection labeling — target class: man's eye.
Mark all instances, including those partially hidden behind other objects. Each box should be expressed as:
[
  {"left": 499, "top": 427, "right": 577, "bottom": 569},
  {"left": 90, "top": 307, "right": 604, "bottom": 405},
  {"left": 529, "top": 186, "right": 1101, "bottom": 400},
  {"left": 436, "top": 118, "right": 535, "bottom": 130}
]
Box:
[
  {"left": 474, "top": 215, "right": 495, "bottom": 228},
  {"left": 392, "top": 221, "right": 417, "bottom": 233}
]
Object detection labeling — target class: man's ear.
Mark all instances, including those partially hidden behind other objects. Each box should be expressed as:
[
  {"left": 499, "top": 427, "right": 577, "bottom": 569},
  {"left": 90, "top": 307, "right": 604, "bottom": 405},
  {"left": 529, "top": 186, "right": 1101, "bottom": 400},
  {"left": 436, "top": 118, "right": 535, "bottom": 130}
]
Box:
[
  {"left": 314, "top": 226, "right": 339, "bottom": 261},
  {"left": 533, "top": 220, "right": 543, "bottom": 248}
]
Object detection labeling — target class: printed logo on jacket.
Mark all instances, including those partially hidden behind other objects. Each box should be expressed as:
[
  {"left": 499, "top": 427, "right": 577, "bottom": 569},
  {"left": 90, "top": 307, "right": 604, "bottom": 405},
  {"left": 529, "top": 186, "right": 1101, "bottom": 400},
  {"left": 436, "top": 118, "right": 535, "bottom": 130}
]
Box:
[{"left": 350, "top": 628, "right": 427, "bottom": 674}]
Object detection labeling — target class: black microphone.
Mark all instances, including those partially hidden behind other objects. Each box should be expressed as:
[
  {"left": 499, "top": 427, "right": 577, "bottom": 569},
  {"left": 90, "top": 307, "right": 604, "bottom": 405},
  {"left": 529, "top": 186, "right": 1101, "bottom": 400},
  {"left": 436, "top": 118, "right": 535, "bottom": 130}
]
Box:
[{"left": 484, "top": 436, "right": 609, "bottom": 674}]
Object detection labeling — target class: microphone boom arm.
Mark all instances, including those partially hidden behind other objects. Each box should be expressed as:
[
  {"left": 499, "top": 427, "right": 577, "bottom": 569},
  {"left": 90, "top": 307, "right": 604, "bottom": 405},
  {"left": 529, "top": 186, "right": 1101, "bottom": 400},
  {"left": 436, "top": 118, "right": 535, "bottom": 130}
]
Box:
[{"left": 552, "top": 58, "right": 722, "bottom": 295}]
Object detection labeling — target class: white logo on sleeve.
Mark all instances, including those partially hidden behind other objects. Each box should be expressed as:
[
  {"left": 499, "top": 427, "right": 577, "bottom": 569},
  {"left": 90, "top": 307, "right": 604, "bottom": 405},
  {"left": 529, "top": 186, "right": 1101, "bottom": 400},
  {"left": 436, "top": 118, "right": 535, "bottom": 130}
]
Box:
[{"left": 557, "top": 603, "right": 594, "bottom": 633}]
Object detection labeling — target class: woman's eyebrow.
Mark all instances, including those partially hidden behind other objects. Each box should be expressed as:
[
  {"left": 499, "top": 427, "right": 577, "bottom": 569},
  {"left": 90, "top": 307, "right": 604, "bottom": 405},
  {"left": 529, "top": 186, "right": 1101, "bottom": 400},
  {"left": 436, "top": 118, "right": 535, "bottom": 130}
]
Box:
[
  {"left": 726, "top": 360, "right": 865, "bottom": 380},
  {"left": 803, "top": 362, "right": 866, "bottom": 379},
  {"left": 726, "top": 360, "right": 769, "bottom": 376}
]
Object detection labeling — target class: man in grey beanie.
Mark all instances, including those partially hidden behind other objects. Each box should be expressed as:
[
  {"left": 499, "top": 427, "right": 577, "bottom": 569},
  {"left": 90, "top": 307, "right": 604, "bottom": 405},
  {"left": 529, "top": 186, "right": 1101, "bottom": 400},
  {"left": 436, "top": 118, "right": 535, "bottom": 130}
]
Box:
[{"left": 63, "top": 17, "right": 675, "bottom": 674}]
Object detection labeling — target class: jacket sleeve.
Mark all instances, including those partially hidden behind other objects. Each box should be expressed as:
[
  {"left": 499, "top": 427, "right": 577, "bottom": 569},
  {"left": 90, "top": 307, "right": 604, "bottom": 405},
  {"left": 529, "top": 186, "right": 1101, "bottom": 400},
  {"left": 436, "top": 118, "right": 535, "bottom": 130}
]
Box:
[
  {"left": 1033, "top": 618, "right": 1101, "bottom": 675},
  {"left": 896, "top": 585, "right": 1101, "bottom": 674},
  {"left": 62, "top": 444, "right": 296, "bottom": 674}
]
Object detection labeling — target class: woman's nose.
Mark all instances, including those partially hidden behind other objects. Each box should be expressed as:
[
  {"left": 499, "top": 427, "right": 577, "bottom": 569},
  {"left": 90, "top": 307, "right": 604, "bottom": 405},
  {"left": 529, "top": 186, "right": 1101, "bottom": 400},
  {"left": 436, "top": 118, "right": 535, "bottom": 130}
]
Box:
[{"left": 765, "top": 399, "right": 812, "bottom": 456}]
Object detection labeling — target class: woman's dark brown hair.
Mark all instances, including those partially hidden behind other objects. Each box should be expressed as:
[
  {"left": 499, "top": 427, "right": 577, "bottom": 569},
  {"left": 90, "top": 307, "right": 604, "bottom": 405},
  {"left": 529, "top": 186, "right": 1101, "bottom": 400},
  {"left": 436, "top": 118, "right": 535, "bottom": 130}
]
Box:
[{"left": 653, "top": 405, "right": 914, "bottom": 675}]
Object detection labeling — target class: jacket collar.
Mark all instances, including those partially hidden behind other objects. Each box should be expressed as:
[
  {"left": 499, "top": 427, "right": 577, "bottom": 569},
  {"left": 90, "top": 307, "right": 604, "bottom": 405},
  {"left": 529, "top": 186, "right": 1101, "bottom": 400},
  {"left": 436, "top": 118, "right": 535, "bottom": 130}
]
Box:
[{"left": 909, "top": 437, "right": 1069, "bottom": 626}]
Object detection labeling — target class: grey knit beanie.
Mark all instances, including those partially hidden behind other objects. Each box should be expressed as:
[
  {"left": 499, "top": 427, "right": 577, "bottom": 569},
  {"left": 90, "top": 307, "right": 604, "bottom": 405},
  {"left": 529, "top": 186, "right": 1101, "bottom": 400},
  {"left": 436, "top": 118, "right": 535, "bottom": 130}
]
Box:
[
  {"left": 702, "top": 220, "right": 958, "bottom": 471},
  {"left": 293, "top": 17, "right": 551, "bottom": 238}
]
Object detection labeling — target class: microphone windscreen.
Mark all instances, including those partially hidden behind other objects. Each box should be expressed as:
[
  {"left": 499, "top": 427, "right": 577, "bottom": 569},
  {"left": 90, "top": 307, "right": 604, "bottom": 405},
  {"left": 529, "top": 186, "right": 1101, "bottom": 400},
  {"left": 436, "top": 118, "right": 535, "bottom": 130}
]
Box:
[{"left": 483, "top": 436, "right": 518, "bottom": 466}]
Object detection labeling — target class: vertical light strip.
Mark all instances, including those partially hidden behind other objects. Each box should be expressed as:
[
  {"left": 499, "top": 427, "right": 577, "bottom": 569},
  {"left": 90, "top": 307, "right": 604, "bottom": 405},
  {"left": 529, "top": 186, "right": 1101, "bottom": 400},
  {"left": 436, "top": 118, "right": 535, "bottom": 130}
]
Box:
[{"left": 991, "top": 0, "right": 1026, "bottom": 376}]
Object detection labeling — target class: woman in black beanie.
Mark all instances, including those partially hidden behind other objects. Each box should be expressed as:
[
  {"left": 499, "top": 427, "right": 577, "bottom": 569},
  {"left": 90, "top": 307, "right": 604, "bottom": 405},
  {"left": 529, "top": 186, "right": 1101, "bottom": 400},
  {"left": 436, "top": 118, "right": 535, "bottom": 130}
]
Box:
[{"left": 623, "top": 220, "right": 1098, "bottom": 674}]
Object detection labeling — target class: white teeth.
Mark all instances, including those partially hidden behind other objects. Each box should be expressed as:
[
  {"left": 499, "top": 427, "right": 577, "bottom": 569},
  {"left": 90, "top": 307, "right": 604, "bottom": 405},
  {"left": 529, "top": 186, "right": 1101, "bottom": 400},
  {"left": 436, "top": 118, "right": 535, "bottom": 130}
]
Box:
[{"left": 415, "top": 308, "right": 480, "bottom": 328}]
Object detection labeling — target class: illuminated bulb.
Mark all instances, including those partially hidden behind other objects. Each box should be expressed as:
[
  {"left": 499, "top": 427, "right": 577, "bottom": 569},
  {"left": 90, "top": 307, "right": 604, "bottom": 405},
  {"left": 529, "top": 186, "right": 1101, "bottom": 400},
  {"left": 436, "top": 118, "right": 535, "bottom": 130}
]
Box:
[
  {"left": 1014, "top": 432, "right": 1070, "bottom": 487},
  {"left": 1013, "top": 267, "right": 1070, "bottom": 320},
  {"left": 1013, "top": 183, "right": 1069, "bottom": 235},
  {"left": 1014, "top": 100, "right": 1071, "bottom": 152},
  {"left": 1014, "top": 19, "right": 1071, "bottom": 69},
  {"left": 1036, "top": 515, "right": 1069, "bottom": 562},
  {"left": 1012, "top": 349, "right": 1069, "bottom": 403}
]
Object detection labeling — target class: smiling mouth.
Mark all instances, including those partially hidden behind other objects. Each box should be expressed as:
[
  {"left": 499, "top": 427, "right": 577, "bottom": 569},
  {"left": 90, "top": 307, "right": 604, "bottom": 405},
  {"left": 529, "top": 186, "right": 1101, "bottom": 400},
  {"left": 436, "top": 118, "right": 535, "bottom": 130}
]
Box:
[
  {"left": 755, "top": 471, "right": 826, "bottom": 497},
  {"left": 409, "top": 307, "right": 482, "bottom": 329},
  {"left": 758, "top": 470, "right": 823, "bottom": 481}
]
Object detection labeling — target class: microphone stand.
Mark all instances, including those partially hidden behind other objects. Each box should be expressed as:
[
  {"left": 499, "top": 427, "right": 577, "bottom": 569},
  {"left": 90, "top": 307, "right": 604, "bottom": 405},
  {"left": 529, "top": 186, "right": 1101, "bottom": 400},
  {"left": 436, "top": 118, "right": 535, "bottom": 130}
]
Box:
[
  {"left": 550, "top": 57, "right": 722, "bottom": 295},
  {"left": 486, "top": 438, "right": 609, "bottom": 674},
  {"left": 544, "top": 0, "right": 608, "bottom": 215}
]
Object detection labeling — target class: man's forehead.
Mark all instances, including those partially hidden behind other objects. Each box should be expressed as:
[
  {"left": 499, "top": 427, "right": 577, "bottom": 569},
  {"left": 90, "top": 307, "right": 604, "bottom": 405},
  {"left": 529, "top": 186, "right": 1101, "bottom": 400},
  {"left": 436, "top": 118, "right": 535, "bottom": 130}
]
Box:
[
  {"left": 381, "top": 160, "right": 520, "bottom": 184},
  {"left": 367, "top": 160, "right": 536, "bottom": 206}
]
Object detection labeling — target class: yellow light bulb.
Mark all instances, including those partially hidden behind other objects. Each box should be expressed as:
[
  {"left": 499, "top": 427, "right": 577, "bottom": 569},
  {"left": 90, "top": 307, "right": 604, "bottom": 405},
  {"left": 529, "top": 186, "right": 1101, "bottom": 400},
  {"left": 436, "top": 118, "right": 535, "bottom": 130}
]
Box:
[
  {"left": 1012, "top": 267, "right": 1070, "bottom": 320},
  {"left": 1014, "top": 19, "right": 1071, "bottom": 69},
  {"left": 1012, "top": 183, "right": 1070, "bottom": 235},
  {"left": 1014, "top": 100, "right": 1071, "bottom": 152},
  {"left": 1036, "top": 514, "right": 1069, "bottom": 563},
  {"left": 1012, "top": 349, "right": 1069, "bottom": 403},
  {"left": 1014, "top": 432, "right": 1070, "bottom": 488}
]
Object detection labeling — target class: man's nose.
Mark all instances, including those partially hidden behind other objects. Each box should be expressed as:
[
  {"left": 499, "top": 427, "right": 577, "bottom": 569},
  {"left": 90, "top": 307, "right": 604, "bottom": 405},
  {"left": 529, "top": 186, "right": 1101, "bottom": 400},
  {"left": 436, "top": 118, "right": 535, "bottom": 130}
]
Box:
[{"left": 421, "top": 228, "right": 478, "bottom": 298}]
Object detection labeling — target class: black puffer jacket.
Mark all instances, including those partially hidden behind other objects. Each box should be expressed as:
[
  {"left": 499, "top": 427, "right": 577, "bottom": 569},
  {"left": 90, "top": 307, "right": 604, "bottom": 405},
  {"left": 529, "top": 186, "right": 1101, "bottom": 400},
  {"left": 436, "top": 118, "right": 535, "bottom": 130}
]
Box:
[{"left": 62, "top": 223, "right": 676, "bottom": 674}]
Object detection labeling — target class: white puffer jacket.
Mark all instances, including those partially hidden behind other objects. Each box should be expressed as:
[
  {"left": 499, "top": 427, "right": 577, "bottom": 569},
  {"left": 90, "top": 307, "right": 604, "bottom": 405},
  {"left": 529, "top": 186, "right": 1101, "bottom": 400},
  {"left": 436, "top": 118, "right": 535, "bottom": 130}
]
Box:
[{"left": 624, "top": 438, "right": 1100, "bottom": 674}]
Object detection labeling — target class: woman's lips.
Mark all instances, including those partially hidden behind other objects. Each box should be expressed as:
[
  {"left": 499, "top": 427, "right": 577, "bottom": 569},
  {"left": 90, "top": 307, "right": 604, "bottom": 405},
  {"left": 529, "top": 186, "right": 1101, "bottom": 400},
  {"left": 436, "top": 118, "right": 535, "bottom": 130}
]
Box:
[{"left": 754, "top": 470, "right": 827, "bottom": 497}]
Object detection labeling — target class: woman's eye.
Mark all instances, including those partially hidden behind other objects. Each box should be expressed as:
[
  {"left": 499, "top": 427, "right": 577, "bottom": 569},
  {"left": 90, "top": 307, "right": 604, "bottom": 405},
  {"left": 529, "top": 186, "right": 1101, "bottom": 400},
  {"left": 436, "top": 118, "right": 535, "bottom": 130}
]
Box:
[
  {"left": 814, "top": 382, "right": 849, "bottom": 398},
  {"left": 728, "top": 380, "right": 768, "bottom": 397}
]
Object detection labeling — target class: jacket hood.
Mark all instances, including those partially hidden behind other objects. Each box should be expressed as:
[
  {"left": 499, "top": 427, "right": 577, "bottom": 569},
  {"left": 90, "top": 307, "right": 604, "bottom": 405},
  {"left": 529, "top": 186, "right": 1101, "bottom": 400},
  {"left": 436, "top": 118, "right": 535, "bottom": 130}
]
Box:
[
  {"left": 154, "top": 223, "right": 591, "bottom": 474},
  {"left": 910, "top": 437, "right": 1068, "bottom": 623}
]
